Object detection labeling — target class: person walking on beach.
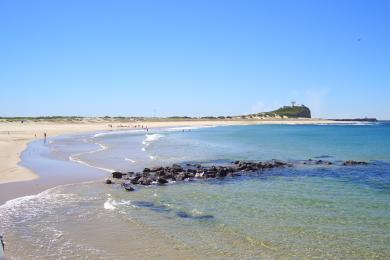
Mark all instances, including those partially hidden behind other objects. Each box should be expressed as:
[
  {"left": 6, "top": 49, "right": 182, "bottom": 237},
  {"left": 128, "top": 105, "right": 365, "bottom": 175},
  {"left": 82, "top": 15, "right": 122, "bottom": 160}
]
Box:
[{"left": 44, "top": 132, "right": 47, "bottom": 143}]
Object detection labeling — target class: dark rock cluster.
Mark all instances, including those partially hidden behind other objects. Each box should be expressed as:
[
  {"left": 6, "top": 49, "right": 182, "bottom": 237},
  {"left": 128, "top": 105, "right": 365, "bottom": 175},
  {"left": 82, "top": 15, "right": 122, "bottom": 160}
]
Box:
[
  {"left": 105, "top": 159, "right": 368, "bottom": 192},
  {"left": 303, "top": 159, "right": 333, "bottom": 165},
  {"left": 342, "top": 160, "right": 368, "bottom": 166},
  {"left": 106, "top": 160, "right": 291, "bottom": 191}
]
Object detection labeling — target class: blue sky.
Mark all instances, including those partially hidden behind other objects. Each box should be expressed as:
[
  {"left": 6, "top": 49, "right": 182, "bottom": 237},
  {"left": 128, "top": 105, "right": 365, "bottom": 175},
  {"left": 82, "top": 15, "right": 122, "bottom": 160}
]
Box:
[{"left": 1, "top": 0, "right": 389, "bottom": 118}]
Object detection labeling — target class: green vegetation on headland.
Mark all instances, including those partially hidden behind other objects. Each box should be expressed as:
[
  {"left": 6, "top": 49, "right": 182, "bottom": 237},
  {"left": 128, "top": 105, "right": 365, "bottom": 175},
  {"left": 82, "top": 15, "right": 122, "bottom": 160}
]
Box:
[{"left": 246, "top": 105, "right": 311, "bottom": 119}]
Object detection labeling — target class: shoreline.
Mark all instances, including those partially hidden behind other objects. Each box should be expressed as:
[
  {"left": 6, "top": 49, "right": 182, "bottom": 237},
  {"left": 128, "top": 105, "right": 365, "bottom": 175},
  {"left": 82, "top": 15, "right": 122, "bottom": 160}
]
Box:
[
  {"left": 1, "top": 120, "right": 388, "bottom": 259},
  {"left": 0, "top": 118, "right": 365, "bottom": 204}
]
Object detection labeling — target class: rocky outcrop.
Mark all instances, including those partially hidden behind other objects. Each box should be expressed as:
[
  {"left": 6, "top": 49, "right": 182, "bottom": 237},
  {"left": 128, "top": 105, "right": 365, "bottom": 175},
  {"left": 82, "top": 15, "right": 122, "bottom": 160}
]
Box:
[
  {"left": 106, "top": 159, "right": 369, "bottom": 192},
  {"left": 105, "top": 178, "right": 113, "bottom": 184},
  {"left": 343, "top": 160, "right": 368, "bottom": 166},
  {"left": 112, "top": 171, "right": 124, "bottom": 179},
  {"left": 107, "top": 160, "right": 291, "bottom": 191},
  {"left": 122, "top": 181, "right": 135, "bottom": 191}
]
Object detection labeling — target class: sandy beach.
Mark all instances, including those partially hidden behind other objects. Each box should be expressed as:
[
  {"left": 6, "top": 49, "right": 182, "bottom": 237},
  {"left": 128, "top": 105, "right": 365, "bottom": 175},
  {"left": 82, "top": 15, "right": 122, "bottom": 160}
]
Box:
[{"left": 0, "top": 118, "right": 343, "bottom": 199}]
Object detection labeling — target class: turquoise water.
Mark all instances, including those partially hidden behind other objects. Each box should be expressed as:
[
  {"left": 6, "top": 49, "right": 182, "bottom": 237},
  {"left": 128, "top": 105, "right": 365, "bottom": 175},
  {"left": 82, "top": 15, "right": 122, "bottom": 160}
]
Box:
[
  {"left": 147, "top": 123, "right": 390, "bottom": 162},
  {"left": 1, "top": 123, "right": 390, "bottom": 258}
]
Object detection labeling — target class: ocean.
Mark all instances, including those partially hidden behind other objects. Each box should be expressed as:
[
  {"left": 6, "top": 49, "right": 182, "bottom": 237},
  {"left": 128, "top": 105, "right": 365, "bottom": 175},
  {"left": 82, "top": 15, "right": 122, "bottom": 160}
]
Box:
[{"left": 1, "top": 123, "right": 389, "bottom": 259}]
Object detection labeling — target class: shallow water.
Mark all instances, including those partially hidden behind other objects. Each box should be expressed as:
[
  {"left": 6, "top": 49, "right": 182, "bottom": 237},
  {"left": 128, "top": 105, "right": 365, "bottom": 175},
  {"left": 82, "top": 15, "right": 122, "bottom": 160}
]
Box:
[{"left": 1, "top": 123, "right": 390, "bottom": 258}]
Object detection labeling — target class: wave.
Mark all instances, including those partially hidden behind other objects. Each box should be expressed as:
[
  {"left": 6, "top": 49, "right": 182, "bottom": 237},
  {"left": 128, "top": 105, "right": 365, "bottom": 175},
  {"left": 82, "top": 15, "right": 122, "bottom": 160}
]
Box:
[
  {"left": 92, "top": 129, "right": 144, "bottom": 139},
  {"left": 0, "top": 180, "right": 99, "bottom": 211},
  {"left": 144, "top": 133, "right": 164, "bottom": 142},
  {"left": 166, "top": 125, "right": 217, "bottom": 132},
  {"left": 141, "top": 134, "right": 164, "bottom": 154},
  {"left": 124, "top": 158, "right": 136, "bottom": 163},
  {"left": 69, "top": 142, "right": 115, "bottom": 172},
  {"left": 103, "top": 195, "right": 133, "bottom": 211},
  {"left": 103, "top": 198, "right": 117, "bottom": 210}
]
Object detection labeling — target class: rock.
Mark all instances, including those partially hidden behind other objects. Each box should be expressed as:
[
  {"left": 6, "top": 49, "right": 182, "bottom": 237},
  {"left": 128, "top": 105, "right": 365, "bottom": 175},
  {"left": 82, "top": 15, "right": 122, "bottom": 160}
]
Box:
[
  {"left": 273, "top": 160, "right": 287, "bottom": 167},
  {"left": 172, "top": 164, "right": 183, "bottom": 173},
  {"left": 343, "top": 160, "right": 368, "bottom": 166},
  {"left": 151, "top": 166, "right": 163, "bottom": 172},
  {"left": 206, "top": 169, "right": 217, "bottom": 176},
  {"left": 112, "top": 171, "right": 123, "bottom": 179},
  {"left": 175, "top": 172, "right": 187, "bottom": 181},
  {"left": 130, "top": 176, "right": 141, "bottom": 184},
  {"left": 105, "top": 178, "right": 113, "bottom": 184},
  {"left": 216, "top": 167, "right": 227, "bottom": 177},
  {"left": 187, "top": 172, "right": 195, "bottom": 178},
  {"left": 122, "top": 181, "right": 135, "bottom": 191},
  {"left": 138, "top": 176, "right": 152, "bottom": 185},
  {"left": 157, "top": 177, "right": 168, "bottom": 184},
  {"left": 112, "top": 160, "right": 305, "bottom": 191}
]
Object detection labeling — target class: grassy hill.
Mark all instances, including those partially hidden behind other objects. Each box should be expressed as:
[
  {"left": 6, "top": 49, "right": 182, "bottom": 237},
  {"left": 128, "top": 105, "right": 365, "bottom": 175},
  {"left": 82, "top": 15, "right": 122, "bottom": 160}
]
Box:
[{"left": 249, "top": 105, "right": 311, "bottom": 118}]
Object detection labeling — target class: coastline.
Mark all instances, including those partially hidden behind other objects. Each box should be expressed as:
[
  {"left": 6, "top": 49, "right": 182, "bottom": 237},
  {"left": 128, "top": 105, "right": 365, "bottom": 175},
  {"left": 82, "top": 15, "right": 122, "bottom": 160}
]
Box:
[
  {"left": 1, "top": 120, "right": 388, "bottom": 259},
  {"left": 0, "top": 118, "right": 355, "bottom": 203}
]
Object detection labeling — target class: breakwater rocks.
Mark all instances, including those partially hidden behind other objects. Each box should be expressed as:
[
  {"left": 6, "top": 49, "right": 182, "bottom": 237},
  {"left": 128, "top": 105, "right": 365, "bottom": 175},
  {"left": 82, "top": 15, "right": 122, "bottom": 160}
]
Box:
[
  {"left": 343, "top": 160, "right": 368, "bottom": 166},
  {"left": 105, "top": 159, "right": 368, "bottom": 191},
  {"left": 106, "top": 160, "right": 291, "bottom": 190}
]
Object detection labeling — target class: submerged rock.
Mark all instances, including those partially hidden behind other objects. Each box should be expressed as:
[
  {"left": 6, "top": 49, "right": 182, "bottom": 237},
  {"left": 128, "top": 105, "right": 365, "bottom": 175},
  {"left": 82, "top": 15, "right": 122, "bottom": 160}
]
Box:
[
  {"left": 122, "top": 181, "right": 135, "bottom": 191},
  {"left": 157, "top": 177, "right": 168, "bottom": 184},
  {"left": 105, "top": 178, "right": 113, "bottom": 184},
  {"left": 112, "top": 171, "right": 123, "bottom": 179}
]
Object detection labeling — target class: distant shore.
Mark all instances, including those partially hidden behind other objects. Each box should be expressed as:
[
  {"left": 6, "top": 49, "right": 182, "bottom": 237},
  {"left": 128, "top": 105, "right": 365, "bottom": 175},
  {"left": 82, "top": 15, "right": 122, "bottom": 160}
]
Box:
[{"left": 0, "top": 117, "right": 365, "bottom": 186}]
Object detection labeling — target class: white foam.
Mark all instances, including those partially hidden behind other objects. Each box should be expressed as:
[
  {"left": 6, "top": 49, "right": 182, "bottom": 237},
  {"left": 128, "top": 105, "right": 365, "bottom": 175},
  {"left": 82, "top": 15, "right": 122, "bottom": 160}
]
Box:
[
  {"left": 104, "top": 198, "right": 116, "bottom": 210},
  {"left": 149, "top": 155, "right": 156, "bottom": 160},
  {"left": 69, "top": 142, "right": 115, "bottom": 173},
  {"left": 144, "top": 133, "right": 164, "bottom": 142},
  {"left": 191, "top": 208, "right": 204, "bottom": 216},
  {"left": 124, "top": 158, "right": 136, "bottom": 163},
  {"left": 69, "top": 156, "right": 115, "bottom": 173},
  {"left": 141, "top": 134, "right": 164, "bottom": 154},
  {"left": 166, "top": 125, "right": 217, "bottom": 132},
  {"left": 93, "top": 129, "right": 144, "bottom": 138}
]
